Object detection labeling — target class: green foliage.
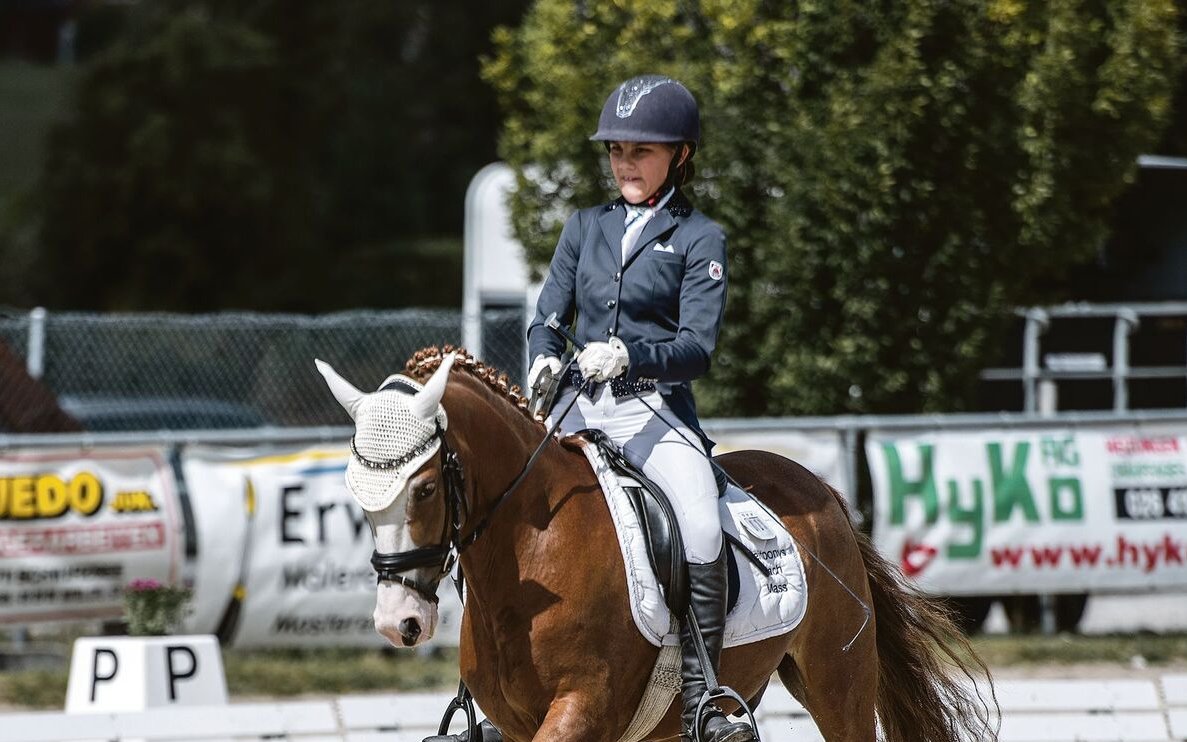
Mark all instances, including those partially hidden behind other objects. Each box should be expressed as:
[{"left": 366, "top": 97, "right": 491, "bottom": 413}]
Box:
[
  {"left": 484, "top": 0, "right": 1182, "bottom": 416},
  {"left": 223, "top": 647, "right": 460, "bottom": 696},
  {"left": 123, "top": 579, "right": 193, "bottom": 636},
  {"left": 970, "top": 632, "right": 1187, "bottom": 667},
  {"left": 4, "top": 0, "right": 527, "bottom": 311},
  {"left": 0, "top": 646, "right": 462, "bottom": 708}
]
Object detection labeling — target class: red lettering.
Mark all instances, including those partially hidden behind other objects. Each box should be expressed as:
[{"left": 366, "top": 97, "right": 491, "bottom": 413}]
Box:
[
  {"left": 1115, "top": 535, "right": 1140, "bottom": 567},
  {"left": 1106, "top": 436, "right": 1180, "bottom": 455},
  {"left": 1030, "top": 545, "right": 1064, "bottom": 567},
  {"left": 986, "top": 534, "right": 1179, "bottom": 572},
  {"left": 1066, "top": 544, "right": 1102, "bottom": 567},
  {"left": 990, "top": 546, "right": 1026, "bottom": 568},
  {"left": 1141, "top": 542, "right": 1162, "bottom": 573},
  {"left": 1161, "top": 534, "right": 1183, "bottom": 566}
]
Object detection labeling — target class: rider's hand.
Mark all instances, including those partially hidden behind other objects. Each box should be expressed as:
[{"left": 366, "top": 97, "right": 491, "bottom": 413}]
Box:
[
  {"left": 577, "top": 337, "right": 629, "bottom": 382},
  {"left": 528, "top": 355, "right": 562, "bottom": 390}
]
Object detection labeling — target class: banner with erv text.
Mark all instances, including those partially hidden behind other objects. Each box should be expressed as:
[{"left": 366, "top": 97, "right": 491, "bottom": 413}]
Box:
[
  {"left": 0, "top": 447, "right": 182, "bottom": 623},
  {"left": 867, "top": 427, "right": 1187, "bottom": 594},
  {"left": 181, "top": 444, "right": 463, "bottom": 648}
]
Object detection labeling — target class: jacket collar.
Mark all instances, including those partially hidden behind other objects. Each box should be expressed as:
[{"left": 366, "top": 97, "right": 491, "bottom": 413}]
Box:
[{"left": 597, "top": 190, "right": 693, "bottom": 267}]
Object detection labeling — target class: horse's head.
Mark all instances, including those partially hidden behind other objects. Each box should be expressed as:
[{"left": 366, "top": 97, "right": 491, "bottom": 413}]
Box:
[{"left": 315, "top": 353, "right": 458, "bottom": 648}]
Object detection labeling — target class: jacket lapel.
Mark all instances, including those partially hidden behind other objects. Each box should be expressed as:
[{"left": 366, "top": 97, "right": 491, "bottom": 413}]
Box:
[
  {"left": 623, "top": 210, "right": 677, "bottom": 270},
  {"left": 597, "top": 206, "right": 627, "bottom": 267}
]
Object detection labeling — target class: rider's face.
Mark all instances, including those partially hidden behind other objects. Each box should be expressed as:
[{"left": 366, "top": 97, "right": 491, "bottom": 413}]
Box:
[{"left": 608, "top": 142, "right": 683, "bottom": 204}]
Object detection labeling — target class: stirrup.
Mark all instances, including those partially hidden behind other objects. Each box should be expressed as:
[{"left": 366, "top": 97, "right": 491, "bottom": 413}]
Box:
[
  {"left": 422, "top": 719, "right": 502, "bottom": 742},
  {"left": 427, "top": 682, "right": 481, "bottom": 741},
  {"left": 691, "top": 687, "right": 760, "bottom": 742}
]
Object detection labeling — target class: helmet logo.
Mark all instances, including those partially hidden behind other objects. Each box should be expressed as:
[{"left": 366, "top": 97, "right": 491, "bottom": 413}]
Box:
[{"left": 616, "top": 76, "right": 673, "bottom": 119}]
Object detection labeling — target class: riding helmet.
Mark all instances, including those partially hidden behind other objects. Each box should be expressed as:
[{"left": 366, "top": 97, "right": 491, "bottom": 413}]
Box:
[{"left": 590, "top": 74, "right": 700, "bottom": 153}]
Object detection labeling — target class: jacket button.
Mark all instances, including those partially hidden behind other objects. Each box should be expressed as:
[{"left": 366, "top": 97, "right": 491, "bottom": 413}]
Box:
[
  {"left": 613, "top": 272, "right": 621, "bottom": 282},
  {"left": 606, "top": 329, "right": 612, "bottom": 336},
  {"left": 606, "top": 299, "right": 616, "bottom": 308}
]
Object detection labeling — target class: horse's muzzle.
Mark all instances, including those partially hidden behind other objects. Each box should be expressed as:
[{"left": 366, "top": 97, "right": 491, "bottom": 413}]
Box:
[
  {"left": 374, "top": 581, "right": 438, "bottom": 648},
  {"left": 398, "top": 617, "right": 422, "bottom": 646}
]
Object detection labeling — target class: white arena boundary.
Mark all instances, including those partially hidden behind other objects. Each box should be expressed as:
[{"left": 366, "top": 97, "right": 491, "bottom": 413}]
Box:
[{"left": 3, "top": 674, "right": 1186, "bottom": 742}]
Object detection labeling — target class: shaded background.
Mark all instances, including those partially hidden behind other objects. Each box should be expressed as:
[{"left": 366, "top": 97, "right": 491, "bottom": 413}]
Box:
[
  {"left": 0, "top": 0, "right": 1185, "bottom": 423},
  {"left": 0, "top": 0, "right": 532, "bottom": 311}
]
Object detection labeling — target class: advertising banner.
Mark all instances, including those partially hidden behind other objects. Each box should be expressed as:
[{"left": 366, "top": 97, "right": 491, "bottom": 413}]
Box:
[
  {"left": 182, "top": 444, "right": 463, "bottom": 648},
  {"left": 710, "top": 429, "right": 849, "bottom": 493},
  {"left": 867, "top": 428, "right": 1187, "bottom": 594},
  {"left": 0, "top": 447, "right": 182, "bottom": 623}
]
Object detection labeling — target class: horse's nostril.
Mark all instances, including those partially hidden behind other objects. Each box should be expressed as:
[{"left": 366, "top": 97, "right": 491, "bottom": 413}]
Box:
[{"left": 398, "top": 617, "right": 421, "bottom": 646}]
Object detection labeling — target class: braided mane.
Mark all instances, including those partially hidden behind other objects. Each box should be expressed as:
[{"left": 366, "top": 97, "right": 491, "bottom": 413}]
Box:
[{"left": 404, "top": 345, "right": 542, "bottom": 425}]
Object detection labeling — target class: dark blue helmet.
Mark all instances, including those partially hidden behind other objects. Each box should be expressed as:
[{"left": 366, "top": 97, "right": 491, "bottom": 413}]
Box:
[{"left": 590, "top": 75, "right": 700, "bottom": 153}]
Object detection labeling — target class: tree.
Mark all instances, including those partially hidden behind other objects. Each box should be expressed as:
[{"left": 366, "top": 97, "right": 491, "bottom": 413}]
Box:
[
  {"left": 484, "top": 0, "right": 1182, "bottom": 416},
  {"left": 7, "top": 0, "right": 529, "bottom": 311}
]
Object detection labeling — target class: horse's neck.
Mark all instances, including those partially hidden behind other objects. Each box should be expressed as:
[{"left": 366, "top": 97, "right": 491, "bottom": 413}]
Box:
[
  {"left": 445, "top": 379, "right": 546, "bottom": 507},
  {"left": 445, "top": 379, "right": 591, "bottom": 602}
]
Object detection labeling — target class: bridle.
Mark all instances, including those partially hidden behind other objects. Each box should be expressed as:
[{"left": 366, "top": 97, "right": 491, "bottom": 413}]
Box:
[
  {"left": 361, "top": 424, "right": 466, "bottom": 605},
  {"left": 360, "top": 420, "right": 550, "bottom": 605},
  {"left": 357, "top": 376, "right": 587, "bottom": 607}
]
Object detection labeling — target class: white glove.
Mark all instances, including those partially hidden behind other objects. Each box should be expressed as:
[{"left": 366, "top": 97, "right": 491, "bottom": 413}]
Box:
[
  {"left": 528, "top": 355, "right": 562, "bottom": 390},
  {"left": 577, "top": 337, "right": 629, "bottom": 382}
]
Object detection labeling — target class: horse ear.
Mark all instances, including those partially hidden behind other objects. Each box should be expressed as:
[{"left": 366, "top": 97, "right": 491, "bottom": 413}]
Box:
[
  {"left": 315, "top": 359, "right": 365, "bottom": 420},
  {"left": 408, "top": 352, "right": 455, "bottom": 421}
]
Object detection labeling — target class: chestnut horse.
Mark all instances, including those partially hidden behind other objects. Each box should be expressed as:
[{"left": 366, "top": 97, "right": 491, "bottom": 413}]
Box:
[{"left": 317, "top": 347, "right": 997, "bottom": 742}]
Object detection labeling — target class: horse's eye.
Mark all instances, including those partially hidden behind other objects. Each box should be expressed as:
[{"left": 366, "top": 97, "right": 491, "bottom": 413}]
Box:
[{"left": 416, "top": 482, "right": 437, "bottom": 499}]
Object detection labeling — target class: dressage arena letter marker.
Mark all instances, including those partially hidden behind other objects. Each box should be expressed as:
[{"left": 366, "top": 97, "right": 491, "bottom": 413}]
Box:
[
  {"left": 66, "top": 635, "right": 228, "bottom": 712},
  {"left": 166, "top": 645, "right": 198, "bottom": 701},
  {"left": 90, "top": 648, "right": 118, "bottom": 702}
]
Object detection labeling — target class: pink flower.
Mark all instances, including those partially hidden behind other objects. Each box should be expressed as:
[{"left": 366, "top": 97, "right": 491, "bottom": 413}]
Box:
[{"left": 127, "top": 578, "right": 163, "bottom": 592}]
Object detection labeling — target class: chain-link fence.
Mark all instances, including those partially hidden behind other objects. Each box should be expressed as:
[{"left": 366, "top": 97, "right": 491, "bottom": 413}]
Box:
[{"left": 0, "top": 308, "right": 525, "bottom": 431}]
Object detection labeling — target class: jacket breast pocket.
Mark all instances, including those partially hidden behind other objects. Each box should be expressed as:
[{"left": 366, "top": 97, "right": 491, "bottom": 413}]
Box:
[{"left": 647, "top": 253, "right": 685, "bottom": 307}]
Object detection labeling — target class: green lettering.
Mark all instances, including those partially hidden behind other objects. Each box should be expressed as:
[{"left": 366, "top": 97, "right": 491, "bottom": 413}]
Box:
[
  {"left": 1040, "top": 435, "right": 1079, "bottom": 467},
  {"left": 882, "top": 443, "right": 939, "bottom": 525},
  {"left": 989, "top": 442, "right": 1039, "bottom": 522},
  {"left": 946, "top": 479, "right": 983, "bottom": 559},
  {"left": 1049, "top": 478, "right": 1083, "bottom": 520}
]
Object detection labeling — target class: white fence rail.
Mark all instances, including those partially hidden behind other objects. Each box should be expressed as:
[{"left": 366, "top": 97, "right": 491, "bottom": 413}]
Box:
[{"left": 4, "top": 675, "right": 1187, "bottom": 742}]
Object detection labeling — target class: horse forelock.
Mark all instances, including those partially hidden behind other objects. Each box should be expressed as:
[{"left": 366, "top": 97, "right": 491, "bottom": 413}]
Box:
[{"left": 404, "top": 345, "right": 543, "bottom": 429}]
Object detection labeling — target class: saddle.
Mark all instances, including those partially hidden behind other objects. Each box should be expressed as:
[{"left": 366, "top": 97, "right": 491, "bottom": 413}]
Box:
[{"left": 578, "top": 430, "right": 742, "bottom": 617}]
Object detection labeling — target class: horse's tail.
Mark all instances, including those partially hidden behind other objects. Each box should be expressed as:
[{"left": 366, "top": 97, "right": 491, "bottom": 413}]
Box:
[{"left": 832, "top": 487, "right": 1000, "bottom": 742}]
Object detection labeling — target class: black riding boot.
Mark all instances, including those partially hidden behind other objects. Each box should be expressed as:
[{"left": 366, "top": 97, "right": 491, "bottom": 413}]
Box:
[{"left": 680, "top": 544, "right": 756, "bottom": 742}]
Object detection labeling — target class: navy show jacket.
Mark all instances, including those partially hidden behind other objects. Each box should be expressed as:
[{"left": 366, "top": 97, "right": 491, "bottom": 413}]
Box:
[{"left": 527, "top": 190, "right": 727, "bottom": 445}]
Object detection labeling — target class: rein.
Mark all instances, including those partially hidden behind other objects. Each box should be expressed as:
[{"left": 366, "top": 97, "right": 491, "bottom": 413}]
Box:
[{"left": 367, "top": 372, "right": 588, "bottom": 602}]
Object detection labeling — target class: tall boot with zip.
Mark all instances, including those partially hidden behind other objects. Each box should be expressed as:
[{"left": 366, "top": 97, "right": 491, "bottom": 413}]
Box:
[{"left": 679, "top": 543, "right": 756, "bottom": 742}]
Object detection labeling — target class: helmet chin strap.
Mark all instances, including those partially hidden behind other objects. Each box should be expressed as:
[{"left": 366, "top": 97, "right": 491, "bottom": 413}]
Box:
[
  {"left": 628, "top": 188, "right": 671, "bottom": 208},
  {"left": 626, "top": 144, "right": 690, "bottom": 207}
]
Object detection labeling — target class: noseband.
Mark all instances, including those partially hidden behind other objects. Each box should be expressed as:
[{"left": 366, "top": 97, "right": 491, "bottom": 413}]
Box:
[
  {"left": 361, "top": 377, "right": 579, "bottom": 607},
  {"left": 365, "top": 424, "right": 467, "bottom": 605}
]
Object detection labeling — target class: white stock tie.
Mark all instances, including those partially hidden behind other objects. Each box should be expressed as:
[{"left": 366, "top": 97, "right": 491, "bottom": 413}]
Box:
[{"left": 621, "top": 205, "right": 653, "bottom": 264}]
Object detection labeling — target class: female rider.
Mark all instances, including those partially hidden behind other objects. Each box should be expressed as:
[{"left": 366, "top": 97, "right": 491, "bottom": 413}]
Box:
[{"left": 526, "top": 74, "right": 754, "bottom": 742}]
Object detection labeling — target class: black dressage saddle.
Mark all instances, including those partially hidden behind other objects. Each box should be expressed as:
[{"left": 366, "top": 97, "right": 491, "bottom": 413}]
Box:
[{"left": 579, "top": 429, "right": 741, "bottom": 616}]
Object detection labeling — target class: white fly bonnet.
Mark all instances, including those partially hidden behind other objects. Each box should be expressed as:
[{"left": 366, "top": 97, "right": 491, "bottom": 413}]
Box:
[{"left": 315, "top": 354, "right": 455, "bottom": 512}]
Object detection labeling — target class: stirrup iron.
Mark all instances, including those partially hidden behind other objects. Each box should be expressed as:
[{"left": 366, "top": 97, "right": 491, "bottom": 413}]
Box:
[{"left": 685, "top": 613, "right": 761, "bottom": 742}]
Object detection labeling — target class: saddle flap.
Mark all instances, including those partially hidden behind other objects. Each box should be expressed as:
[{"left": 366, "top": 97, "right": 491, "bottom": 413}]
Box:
[
  {"left": 574, "top": 431, "right": 808, "bottom": 649},
  {"left": 579, "top": 429, "right": 688, "bottom": 615}
]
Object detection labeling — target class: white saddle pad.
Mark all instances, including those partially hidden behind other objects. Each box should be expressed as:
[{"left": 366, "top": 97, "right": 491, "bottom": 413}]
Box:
[{"left": 577, "top": 440, "right": 808, "bottom": 648}]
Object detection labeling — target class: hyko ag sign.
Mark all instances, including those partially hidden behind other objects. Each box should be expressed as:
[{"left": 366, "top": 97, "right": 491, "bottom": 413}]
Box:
[{"left": 867, "top": 428, "right": 1187, "bottom": 595}]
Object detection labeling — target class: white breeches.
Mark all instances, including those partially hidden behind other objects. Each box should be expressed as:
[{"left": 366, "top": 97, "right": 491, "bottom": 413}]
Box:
[{"left": 549, "top": 385, "right": 723, "bottom": 564}]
